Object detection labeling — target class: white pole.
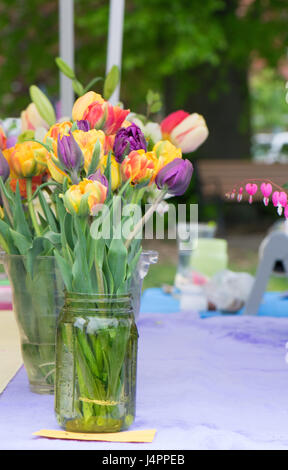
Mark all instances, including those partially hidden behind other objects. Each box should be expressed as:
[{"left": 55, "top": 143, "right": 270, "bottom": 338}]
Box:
[
  {"left": 106, "top": 0, "right": 125, "bottom": 105},
  {"left": 59, "top": 0, "right": 74, "bottom": 117}
]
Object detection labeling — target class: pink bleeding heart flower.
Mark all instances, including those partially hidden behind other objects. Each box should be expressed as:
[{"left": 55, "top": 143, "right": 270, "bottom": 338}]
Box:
[
  {"left": 245, "top": 183, "right": 258, "bottom": 204},
  {"left": 237, "top": 187, "right": 243, "bottom": 202},
  {"left": 277, "top": 191, "right": 288, "bottom": 216},
  {"left": 272, "top": 191, "right": 280, "bottom": 207},
  {"left": 260, "top": 182, "right": 272, "bottom": 206},
  {"left": 279, "top": 191, "right": 287, "bottom": 207}
]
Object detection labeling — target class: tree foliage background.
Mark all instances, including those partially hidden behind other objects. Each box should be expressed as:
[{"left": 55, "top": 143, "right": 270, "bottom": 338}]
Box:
[{"left": 0, "top": 0, "right": 288, "bottom": 159}]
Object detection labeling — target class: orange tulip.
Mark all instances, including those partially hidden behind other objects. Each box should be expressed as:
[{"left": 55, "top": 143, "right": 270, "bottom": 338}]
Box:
[
  {"left": 0, "top": 126, "right": 7, "bottom": 151},
  {"left": 121, "top": 150, "right": 154, "bottom": 186},
  {"left": 44, "top": 121, "right": 73, "bottom": 143},
  {"left": 9, "top": 175, "right": 45, "bottom": 198}
]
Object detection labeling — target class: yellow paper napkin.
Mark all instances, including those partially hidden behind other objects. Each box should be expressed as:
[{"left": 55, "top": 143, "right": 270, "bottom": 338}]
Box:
[
  {"left": 33, "top": 429, "right": 156, "bottom": 443},
  {"left": 0, "top": 310, "right": 22, "bottom": 393}
]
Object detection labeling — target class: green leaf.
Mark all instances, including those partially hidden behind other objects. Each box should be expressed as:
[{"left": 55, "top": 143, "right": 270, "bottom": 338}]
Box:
[
  {"left": 29, "top": 85, "right": 56, "bottom": 127},
  {"left": 146, "top": 89, "right": 156, "bottom": 106},
  {"left": 72, "top": 79, "right": 85, "bottom": 97},
  {"left": 107, "top": 237, "right": 127, "bottom": 293},
  {"left": 55, "top": 57, "right": 76, "bottom": 80},
  {"left": 38, "top": 190, "right": 58, "bottom": 233},
  {"left": 83, "top": 76, "right": 103, "bottom": 94},
  {"left": 13, "top": 182, "right": 32, "bottom": 240},
  {"left": 54, "top": 251, "right": 73, "bottom": 292},
  {"left": 103, "top": 65, "right": 120, "bottom": 100},
  {"left": 72, "top": 217, "right": 91, "bottom": 290},
  {"left": 146, "top": 89, "right": 162, "bottom": 114},
  {"left": 0, "top": 177, "right": 15, "bottom": 205},
  {"left": 87, "top": 139, "right": 101, "bottom": 176},
  {"left": 42, "top": 231, "right": 61, "bottom": 246},
  {"left": 0, "top": 219, "right": 16, "bottom": 253},
  {"left": 104, "top": 151, "right": 112, "bottom": 200},
  {"left": 26, "top": 237, "right": 46, "bottom": 278},
  {"left": 17, "top": 130, "right": 35, "bottom": 143},
  {"left": 102, "top": 249, "right": 114, "bottom": 293},
  {"left": 282, "top": 182, "right": 288, "bottom": 189},
  {"left": 126, "top": 246, "right": 142, "bottom": 280},
  {"left": 9, "top": 229, "right": 32, "bottom": 255},
  {"left": 150, "top": 100, "right": 162, "bottom": 113}
]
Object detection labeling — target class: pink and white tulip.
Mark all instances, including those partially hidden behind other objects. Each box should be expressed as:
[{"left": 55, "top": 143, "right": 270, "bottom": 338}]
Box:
[
  {"left": 21, "top": 103, "right": 49, "bottom": 132},
  {"left": 160, "top": 110, "right": 208, "bottom": 153}
]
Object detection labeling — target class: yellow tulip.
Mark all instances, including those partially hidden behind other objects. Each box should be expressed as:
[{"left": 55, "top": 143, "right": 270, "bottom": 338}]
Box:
[
  {"left": 9, "top": 141, "right": 48, "bottom": 178},
  {"left": 72, "top": 129, "right": 106, "bottom": 173},
  {"left": 148, "top": 140, "right": 182, "bottom": 179},
  {"left": 46, "top": 157, "right": 69, "bottom": 184},
  {"left": 63, "top": 178, "right": 107, "bottom": 216},
  {"left": 98, "top": 154, "right": 121, "bottom": 191}
]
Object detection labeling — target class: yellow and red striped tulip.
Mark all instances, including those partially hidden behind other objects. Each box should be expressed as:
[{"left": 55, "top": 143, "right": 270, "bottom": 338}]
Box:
[
  {"left": 121, "top": 150, "right": 154, "bottom": 187},
  {"left": 44, "top": 121, "right": 73, "bottom": 143},
  {"left": 72, "top": 91, "right": 105, "bottom": 122},
  {"left": 83, "top": 101, "right": 130, "bottom": 136},
  {"left": 161, "top": 111, "right": 208, "bottom": 153}
]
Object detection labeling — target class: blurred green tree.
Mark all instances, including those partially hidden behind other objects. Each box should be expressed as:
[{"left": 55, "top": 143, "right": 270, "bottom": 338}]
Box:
[{"left": 0, "top": 0, "right": 287, "bottom": 160}]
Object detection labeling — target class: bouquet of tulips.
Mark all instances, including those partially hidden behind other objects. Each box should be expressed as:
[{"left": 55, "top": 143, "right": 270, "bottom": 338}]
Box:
[{"left": 0, "top": 63, "right": 208, "bottom": 404}]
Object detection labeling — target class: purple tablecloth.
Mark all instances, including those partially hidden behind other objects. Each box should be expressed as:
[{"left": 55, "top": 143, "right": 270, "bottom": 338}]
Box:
[{"left": 1, "top": 310, "right": 288, "bottom": 450}]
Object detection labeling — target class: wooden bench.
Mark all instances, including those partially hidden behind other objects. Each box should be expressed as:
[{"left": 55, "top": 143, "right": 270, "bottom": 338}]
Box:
[{"left": 196, "top": 160, "right": 288, "bottom": 202}]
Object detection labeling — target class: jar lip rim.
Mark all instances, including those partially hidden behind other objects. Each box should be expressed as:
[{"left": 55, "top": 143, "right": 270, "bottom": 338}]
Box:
[{"left": 65, "top": 291, "right": 132, "bottom": 300}]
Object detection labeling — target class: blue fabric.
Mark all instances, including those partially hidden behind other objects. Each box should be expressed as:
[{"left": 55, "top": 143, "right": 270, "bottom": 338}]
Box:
[{"left": 140, "top": 288, "right": 288, "bottom": 318}]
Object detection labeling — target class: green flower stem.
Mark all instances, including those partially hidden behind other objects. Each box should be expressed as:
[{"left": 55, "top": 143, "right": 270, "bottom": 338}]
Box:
[
  {"left": 0, "top": 185, "right": 13, "bottom": 226},
  {"left": 95, "top": 261, "right": 105, "bottom": 295},
  {"left": 26, "top": 178, "right": 41, "bottom": 237},
  {"left": 0, "top": 233, "right": 10, "bottom": 253},
  {"left": 125, "top": 189, "right": 167, "bottom": 249}
]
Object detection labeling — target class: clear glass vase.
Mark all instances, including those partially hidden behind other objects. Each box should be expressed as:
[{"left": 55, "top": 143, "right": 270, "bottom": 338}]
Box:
[
  {"left": 0, "top": 250, "right": 157, "bottom": 395},
  {"left": 1, "top": 253, "right": 64, "bottom": 394},
  {"left": 55, "top": 292, "right": 138, "bottom": 433}
]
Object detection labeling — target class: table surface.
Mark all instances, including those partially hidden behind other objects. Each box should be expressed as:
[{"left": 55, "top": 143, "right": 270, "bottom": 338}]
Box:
[{"left": 1, "top": 292, "right": 288, "bottom": 450}]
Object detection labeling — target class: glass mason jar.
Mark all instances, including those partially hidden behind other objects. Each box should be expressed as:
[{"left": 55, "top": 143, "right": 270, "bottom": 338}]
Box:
[
  {"left": 0, "top": 253, "right": 64, "bottom": 394},
  {"left": 55, "top": 293, "right": 138, "bottom": 433}
]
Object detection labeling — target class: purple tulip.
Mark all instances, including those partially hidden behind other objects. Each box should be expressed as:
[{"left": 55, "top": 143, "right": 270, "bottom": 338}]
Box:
[
  {"left": 88, "top": 169, "right": 108, "bottom": 188},
  {"left": 57, "top": 131, "right": 84, "bottom": 174},
  {"left": 6, "top": 135, "right": 17, "bottom": 149},
  {"left": 0, "top": 151, "right": 10, "bottom": 183},
  {"left": 155, "top": 158, "right": 193, "bottom": 196},
  {"left": 113, "top": 123, "right": 147, "bottom": 163},
  {"left": 77, "top": 120, "right": 90, "bottom": 132}
]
